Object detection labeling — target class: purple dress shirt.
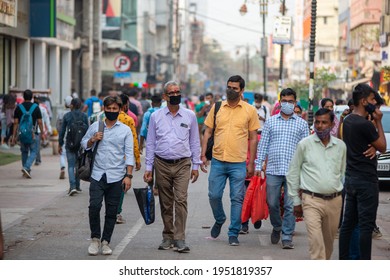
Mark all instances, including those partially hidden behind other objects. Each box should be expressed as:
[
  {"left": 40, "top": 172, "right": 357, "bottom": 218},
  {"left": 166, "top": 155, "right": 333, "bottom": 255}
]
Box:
[{"left": 145, "top": 106, "right": 202, "bottom": 171}]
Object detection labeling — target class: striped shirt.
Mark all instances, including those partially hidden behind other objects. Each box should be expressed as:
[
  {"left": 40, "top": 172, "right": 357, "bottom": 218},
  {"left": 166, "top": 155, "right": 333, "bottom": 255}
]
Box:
[{"left": 255, "top": 113, "right": 309, "bottom": 176}]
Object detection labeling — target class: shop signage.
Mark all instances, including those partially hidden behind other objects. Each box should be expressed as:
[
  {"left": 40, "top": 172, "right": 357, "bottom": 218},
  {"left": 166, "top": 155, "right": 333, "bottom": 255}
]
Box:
[{"left": 0, "top": 0, "right": 17, "bottom": 27}]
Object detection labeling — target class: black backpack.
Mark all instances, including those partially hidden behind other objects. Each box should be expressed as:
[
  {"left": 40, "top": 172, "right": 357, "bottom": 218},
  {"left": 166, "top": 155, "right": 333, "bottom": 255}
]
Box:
[{"left": 66, "top": 111, "right": 88, "bottom": 152}]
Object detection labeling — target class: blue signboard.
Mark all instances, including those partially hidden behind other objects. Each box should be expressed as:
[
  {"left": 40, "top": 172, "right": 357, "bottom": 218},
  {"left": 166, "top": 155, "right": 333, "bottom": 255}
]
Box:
[
  {"left": 30, "top": 0, "right": 57, "bottom": 38},
  {"left": 114, "top": 72, "right": 131, "bottom": 79}
]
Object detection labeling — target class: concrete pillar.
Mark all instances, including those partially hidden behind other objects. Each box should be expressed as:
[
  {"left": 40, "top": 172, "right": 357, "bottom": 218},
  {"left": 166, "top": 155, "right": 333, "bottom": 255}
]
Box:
[
  {"left": 33, "top": 41, "right": 47, "bottom": 89},
  {"left": 17, "top": 39, "right": 31, "bottom": 89},
  {"left": 92, "top": 0, "right": 102, "bottom": 92},
  {"left": 61, "top": 48, "right": 71, "bottom": 103},
  {"left": 82, "top": 0, "right": 93, "bottom": 97},
  {"left": 49, "top": 45, "right": 60, "bottom": 104}
]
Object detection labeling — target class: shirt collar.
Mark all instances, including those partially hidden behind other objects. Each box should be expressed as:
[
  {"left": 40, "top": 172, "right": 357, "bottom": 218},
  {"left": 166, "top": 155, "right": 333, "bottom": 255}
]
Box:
[
  {"left": 277, "top": 113, "right": 297, "bottom": 120},
  {"left": 313, "top": 133, "right": 337, "bottom": 147},
  {"left": 222, "top": 99, "right": 244, "bottom": 108},
  {"left": 163, "top": 106, "right": 183, "bottom": 116}
]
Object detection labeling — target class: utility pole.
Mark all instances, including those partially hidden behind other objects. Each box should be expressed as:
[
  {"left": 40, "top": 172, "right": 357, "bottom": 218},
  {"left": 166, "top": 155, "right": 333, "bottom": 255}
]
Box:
[
  {"left": 278, "top": 0, "right": 286, "bottom": 93},
  {"left": 308, "top": 0, "right": 317, "bottom": 127},
  {"left": 167, "top": 0, "right": 174, "bottom": 81},
  {"left": 246, "top": 44, "right": 250, "bottom": 83},
  {"left": 175, "top": 0, "right": 180, "bottom": 81}
]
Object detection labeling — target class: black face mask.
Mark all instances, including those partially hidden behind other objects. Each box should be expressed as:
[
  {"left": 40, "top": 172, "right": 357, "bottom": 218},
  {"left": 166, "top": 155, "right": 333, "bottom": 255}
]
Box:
[
  {"left": 364, "top": 103, "right": 376, "bottom": 115},
  {"left": 169, "top": 95, "right": 181, "bottom": 105},
  {"left": 226, "top": 88, "right": 240, "bottom": 101},
  {"left": 105, "top": 111, "right": 119, "bottom": 121}
]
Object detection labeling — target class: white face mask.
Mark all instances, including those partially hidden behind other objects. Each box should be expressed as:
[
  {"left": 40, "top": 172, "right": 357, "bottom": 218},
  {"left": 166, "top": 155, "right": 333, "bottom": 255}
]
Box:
[
  {"left": 280, "top": 102, "right": 294, "bottom": 115},
  {"left": 205, "top": 100, "right": 210, "bottom": 105}
]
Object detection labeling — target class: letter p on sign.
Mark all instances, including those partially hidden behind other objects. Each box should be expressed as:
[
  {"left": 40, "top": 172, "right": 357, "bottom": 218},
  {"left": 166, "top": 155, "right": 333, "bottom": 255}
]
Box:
[{"left": 114, "top": 55, "right": 131, "bottom": 72}]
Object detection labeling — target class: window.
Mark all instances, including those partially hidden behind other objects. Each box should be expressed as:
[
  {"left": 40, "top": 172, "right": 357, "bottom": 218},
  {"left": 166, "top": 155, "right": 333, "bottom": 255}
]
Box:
[
  {"left": 319, "top": 51, "right": 330, "bottom": 62},
  {"left": 323, "top": 17, "right": 327, "bottom": 24}
]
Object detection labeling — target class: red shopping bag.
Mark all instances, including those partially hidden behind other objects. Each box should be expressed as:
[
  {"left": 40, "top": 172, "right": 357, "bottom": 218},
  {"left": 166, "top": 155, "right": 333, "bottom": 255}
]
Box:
[
  {"left": 251, "top": 174, "right": 269, "bottom": 222},
  {"left": 241, "top": 176, "right": 258, "bottom": 223},
  {"left": 241, "top": 175, "right": 269, "bottom": 224}
]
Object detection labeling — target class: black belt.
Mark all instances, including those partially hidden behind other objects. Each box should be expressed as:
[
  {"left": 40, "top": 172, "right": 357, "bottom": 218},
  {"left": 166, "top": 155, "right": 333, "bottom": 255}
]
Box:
[
  {"left": 302, "top": 189, "right": 342, "bottom": 200},
  {"left": 257, "top": 130, "right": 262, "bottom": 135},
  {"left": 155, "top": 155, "right": 188, "bottom": 164}
]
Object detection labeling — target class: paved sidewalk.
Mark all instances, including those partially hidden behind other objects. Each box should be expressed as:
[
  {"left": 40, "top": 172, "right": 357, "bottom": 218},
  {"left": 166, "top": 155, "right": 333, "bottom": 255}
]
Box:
[{"left": 0, "top": 145, "right": 71, "bottom": 230}]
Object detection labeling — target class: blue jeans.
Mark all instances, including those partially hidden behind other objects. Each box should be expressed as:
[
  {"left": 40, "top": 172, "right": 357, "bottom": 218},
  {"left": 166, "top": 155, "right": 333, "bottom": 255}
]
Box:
[
  {"left": 66, "top": 150, "right": 79, "bottom": 190},
  {"left": 35, "top": 134, "right": 41, "bottom": 163},
  {"left": 339, "top": 174, "right": 378, "bottom": 260},
  {"left": 20, "top": 137, "right": 38, "bottom": 171},
  {"left": 89, "top": 174, "right": 123, "bottom": 242},
  {"left": 208, "top": 158, "right": 246, "bottom": 237},
  {"left": 266, "top": 175, "right": 295, "bottom": 242}
]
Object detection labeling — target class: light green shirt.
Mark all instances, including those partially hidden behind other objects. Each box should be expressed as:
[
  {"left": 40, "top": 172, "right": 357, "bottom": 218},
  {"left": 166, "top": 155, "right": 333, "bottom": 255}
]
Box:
[{"left": 286, "top": 134, "right": 347, "bottom": 206}]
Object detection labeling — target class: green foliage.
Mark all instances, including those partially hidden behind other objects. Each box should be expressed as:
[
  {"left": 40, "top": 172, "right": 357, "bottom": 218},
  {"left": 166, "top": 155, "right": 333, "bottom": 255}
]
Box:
[
  {"left": 314, "top": 67, "right": 337, "bottom": 99},
  {"left": 0, "top": 152, "right": 20, "bottom": 166},
  {"left": 246, "top": 81, "right": 263, "bottom": 91}
]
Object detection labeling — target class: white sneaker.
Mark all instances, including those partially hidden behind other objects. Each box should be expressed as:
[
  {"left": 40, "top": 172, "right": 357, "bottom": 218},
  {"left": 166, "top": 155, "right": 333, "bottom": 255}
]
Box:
[
  {"left": 88, "top": 238, "right": 101, "bottom": 256},
  {"left": 101, "top": 240, "right": 112, "bottom": 255}
]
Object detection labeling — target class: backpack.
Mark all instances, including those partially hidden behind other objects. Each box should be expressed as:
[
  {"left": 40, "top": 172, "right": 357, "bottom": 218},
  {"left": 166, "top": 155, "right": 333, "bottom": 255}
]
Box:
[
  {"left": 66, "top": 111, "right": 88, "bottom": 152},
  {"left": 18, "top": 103, "right": 38, "bottom": 144},
  {"left": 262, "top": 105, "right": 267, "bottom": 121}
]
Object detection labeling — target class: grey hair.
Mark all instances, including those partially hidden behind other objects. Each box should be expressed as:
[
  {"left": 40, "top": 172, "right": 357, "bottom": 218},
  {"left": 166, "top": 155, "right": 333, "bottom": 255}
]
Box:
[{"left": 163, "top": 81, "right": 180, "bottom": 93}]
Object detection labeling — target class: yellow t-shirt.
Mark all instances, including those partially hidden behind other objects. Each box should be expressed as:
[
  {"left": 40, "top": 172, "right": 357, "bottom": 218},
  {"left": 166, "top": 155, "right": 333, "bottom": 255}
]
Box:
[
  {"left": 204, "top": 100, "right": 260, "bottom": 162},
  {"left": 118, "top": 111, "right": 141, "bottom": 165}
]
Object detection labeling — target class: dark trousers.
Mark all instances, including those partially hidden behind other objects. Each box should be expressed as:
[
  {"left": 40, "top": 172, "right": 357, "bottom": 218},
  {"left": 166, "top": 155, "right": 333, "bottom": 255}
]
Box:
[
  {"left": 339, "top": 174, "right": 379, "bottom": 260},
  {"left": 89, "top": 174, "right": 123, "bottom": 243}
]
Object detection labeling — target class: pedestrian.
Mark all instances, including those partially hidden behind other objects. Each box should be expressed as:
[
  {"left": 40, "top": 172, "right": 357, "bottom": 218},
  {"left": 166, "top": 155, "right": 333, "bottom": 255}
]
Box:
[
  {"left": 320, "top": 98, "right": 339, "bottom": 137},
  {"left": 255, "top": 87, "right": 309, "bottom": 249},
  {"left": 81, "top": 95, "right": 134, "bottom": 256},
  {"left": 139, "top": 92, "right": 151, "bottom": 114},
  {"left": 294, "top": 104, "right": 303, "bottom": 117},
  {"left": 34, "top": 97, "right": 52, "bottom": 166},
  {"left": 200, "top": 75, "right": 260, "bottom": 246},
  {"left": 339, "top": 83, "right": 386, "bottom": 260},
  {"left": 116, "top": 93, "right": 141, "bottom": 224},
  {"left": 59, "top": 98, "right": 88, "bottom": 196},
  {"left": 139, "top": 94, "right": 162, "bottom": 152},
  {"left": 144, "top": 81, "right": 201, "bottom": 253},
  {"left": 82, "top": 89, "right": 103, "bottom": 117},
  {"left": 287, "top": 108, "right": 346, "bottom": 259},
  {"left": 56, "top": 96, "right": 73, "bottom": 179},
  {"left": 254, "top": 93, "right": 270, "bottom": 135},
  {"left": 1, "top": 93, "right": 16, "bottom": 148},
  {"left": 11, "top": 90, "right": 44, "bottom": 179},
  {"left": 195, "top": 95, "right": 207, "bottom": 140}
]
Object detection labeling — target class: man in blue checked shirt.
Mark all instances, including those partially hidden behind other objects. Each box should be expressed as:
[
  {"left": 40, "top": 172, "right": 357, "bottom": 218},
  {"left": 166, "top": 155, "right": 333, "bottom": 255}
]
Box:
[{"left": 254, "top": 88, "right": 309, "bottom": 250}]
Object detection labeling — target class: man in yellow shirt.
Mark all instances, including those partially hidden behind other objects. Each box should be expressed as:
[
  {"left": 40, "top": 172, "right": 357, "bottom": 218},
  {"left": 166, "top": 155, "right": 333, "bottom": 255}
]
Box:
[
  {"left": 116, "top": 93, "right": 141, "bottom": 224},
  {"left": 201, "top": 75, "right": 260, "bottom": 246}
]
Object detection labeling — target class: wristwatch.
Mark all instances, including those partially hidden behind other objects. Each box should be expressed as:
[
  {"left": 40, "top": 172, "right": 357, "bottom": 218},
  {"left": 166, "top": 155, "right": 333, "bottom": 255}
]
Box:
[{"left": 125, "top": 173, "right": 133, "bottom": 179}]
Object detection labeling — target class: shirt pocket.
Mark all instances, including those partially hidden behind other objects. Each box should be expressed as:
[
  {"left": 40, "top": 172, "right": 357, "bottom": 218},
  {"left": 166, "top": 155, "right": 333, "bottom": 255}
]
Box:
[{"left": 174, "top": 125, "right": 190, "bottom": 140}]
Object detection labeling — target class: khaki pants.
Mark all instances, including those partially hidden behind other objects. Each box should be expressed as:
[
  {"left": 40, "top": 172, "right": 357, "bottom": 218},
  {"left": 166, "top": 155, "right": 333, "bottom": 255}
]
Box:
[
  {"left": 302, "top": 193, "right": 342, "bottom": 260},
  {"left": 154, "top": 157, "right": 191, "bottom": 241}
]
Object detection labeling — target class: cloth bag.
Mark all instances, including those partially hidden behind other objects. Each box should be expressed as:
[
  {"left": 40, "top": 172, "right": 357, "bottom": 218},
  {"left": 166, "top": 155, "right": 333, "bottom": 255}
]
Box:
[
  {"left": 76, "top": 121, "right": 103, "bottom": 182},
  {"left": 133, "top": 186, "right": 155, "bottom": 225}
]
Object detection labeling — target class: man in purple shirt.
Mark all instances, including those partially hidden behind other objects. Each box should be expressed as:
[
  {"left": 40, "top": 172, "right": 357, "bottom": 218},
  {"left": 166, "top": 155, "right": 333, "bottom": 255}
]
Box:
[{"left": 144, "top": 81, "right": 202, "bottom": 253}]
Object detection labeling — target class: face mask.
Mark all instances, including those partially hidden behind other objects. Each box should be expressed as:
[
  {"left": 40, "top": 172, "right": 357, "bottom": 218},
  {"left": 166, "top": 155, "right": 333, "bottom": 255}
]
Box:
[
  {"left": 280, "top": 102, "right": 294, "bottom": 115},
  {"left": 364, "top": 103, "right": 376, "bottom": 115},
  {"left": 168, "top": 94, "right": 181, "bottom": 105},
  {"left": 255, "top": 103, "right": 262, "bottom": 108},
  {"left": 226, "top": 88, "right": 240, "bottom": 101},
  {"left": 314, "top": 127, "right": 332, "bottom": 140},
  {"left": 105, "top": 111, "right": 119, "bottom": 121},
  {"left": 205, "top": 100, "right": 210, "bottom": 105}
]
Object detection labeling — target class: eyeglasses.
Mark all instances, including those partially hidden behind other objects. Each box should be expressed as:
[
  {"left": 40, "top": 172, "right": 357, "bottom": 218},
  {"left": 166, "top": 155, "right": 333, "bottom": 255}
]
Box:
[{"left": 166, "top": 91, "right": 181, "bottom": 96}]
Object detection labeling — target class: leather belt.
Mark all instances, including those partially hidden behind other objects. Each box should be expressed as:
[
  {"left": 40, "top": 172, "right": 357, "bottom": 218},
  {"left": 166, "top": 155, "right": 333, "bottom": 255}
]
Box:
[
  {"left": 155, "top": 155, "right": 188, "bottom": 164},
  {"left": 301, "top": 189, "right": 342, "bottom": 200}
]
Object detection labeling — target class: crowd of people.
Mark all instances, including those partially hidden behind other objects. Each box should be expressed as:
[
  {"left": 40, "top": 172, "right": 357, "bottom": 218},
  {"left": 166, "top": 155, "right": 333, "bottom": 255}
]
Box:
[{"left": 0, "top": 76, "right": 387, "bottom": 260}]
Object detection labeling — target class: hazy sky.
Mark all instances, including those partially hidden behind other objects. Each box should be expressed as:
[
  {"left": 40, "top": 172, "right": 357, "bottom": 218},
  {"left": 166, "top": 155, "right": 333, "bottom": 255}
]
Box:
[{"left": 204, "top": 0, "right": 296, "bottom": 55}]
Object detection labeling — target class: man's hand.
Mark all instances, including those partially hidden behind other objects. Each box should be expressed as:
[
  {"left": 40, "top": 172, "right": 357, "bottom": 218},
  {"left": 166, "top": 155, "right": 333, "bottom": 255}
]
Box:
[
  {"left": 293, "top": 205, "right": 303, "bottom": 218},
  {"left": 363, "top": 144, "right": 377, "bottom": 159},
  {"left": 135, "top": 162, "right": 141, "bottom": 171},
  {"left": 93, "top": 132, "right": 103, "bottom": 142},
  {"left": 121, "top": 177, "right": 132, "bottom": 192},
  {"left": 190, "top": 170, "right": 199, "bottom": 183},
  {"left": 58, "top": 146, "right": 63, "bottom": 155},
  {"left": 200, "top": 155, "right": 209, "bottom": 173},
  {"left": 246, "top": 162, "right": 254, "bottom": 178},
  {"left": 372, "top": 107, "right": 383, "bottom": 122},
  {"left": 143, "top": 171, "right": 153, "bottom": 183}
]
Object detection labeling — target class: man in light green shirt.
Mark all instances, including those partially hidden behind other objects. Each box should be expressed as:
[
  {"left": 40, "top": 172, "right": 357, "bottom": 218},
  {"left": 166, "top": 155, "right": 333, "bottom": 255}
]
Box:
[{"left": 287, "top": 108, "right": 346, "bottom": 260}]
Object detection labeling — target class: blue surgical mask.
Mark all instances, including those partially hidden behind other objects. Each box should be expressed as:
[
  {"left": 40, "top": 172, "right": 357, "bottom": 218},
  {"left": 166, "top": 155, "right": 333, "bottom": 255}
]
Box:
[{"left": 280, "top": 102, "right": 294, "bottom": 115}]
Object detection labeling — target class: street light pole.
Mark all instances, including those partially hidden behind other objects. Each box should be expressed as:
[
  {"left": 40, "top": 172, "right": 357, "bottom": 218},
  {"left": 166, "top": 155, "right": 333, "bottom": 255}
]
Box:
[{"left": 260, "top": 0, "right": 268, "bottom": 98}]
